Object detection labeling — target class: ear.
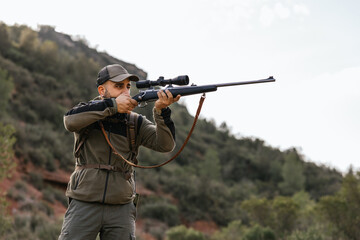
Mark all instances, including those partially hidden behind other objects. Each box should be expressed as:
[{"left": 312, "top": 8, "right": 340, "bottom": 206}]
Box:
[{"left": 98, "top": 85, "right": 105, "bottom": 97}]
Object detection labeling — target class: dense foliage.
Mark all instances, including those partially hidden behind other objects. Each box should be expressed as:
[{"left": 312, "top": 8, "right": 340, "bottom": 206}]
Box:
[{"left": 0, "top": 22, "right": 358, "bottom": 240}]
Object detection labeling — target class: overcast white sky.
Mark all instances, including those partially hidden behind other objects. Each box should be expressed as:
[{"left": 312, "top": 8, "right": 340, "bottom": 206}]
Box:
[{"left": 1, "top": 0, "right": 359, "bottom": 173}]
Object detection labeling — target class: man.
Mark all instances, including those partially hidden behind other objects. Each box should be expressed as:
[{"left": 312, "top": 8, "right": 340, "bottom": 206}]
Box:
[{"left": 58, "top": 64, "right": 180, "bottom": 240}]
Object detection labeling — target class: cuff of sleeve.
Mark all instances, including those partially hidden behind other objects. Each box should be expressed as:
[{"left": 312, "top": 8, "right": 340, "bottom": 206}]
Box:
[
  {"left": 154, "top": 107, "right": 162, "bottom": 115},
  {"left": 160, "top": 107, "right": 171, "bottom": 118},
  {"left": 154, "top": 107, "right": 171, "bottom": 117}
]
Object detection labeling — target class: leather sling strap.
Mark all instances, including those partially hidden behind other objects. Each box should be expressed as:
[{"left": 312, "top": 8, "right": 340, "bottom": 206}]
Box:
[
  {"left": 127, "top": 112, "right": 138, "bottom": 164},
  {"left": 99, "top": 94, "right": 206, "bottom": 169}
]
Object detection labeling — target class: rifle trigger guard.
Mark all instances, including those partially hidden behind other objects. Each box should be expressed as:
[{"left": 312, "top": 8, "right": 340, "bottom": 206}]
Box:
[{"left": 138, "top": 102, "right": 147, "bottom": 108}]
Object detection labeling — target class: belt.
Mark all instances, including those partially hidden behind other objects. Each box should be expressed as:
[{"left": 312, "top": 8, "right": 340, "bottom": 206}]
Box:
[{"left": 75, "top": 164, "right": 132, "bottom": 180}]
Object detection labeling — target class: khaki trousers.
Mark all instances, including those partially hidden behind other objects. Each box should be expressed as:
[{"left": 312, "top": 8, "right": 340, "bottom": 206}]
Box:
[{"left": 58, "top": 199, "right": 136, "bottom": 240}]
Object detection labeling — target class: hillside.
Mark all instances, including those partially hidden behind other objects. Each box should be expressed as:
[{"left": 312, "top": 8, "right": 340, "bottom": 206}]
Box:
[{"left": 1, "top": 22, "right": 359, "bottom": 240}]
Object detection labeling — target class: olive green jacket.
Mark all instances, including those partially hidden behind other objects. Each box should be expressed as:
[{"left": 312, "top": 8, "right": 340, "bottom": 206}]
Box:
[{"left": 64, "top": 97, "right": 176, "bottom": 204}]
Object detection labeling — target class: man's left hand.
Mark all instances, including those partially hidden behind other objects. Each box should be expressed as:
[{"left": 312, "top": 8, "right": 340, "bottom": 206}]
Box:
[{"left": 154, "top": 90, "right": 181, "bottom": 111}]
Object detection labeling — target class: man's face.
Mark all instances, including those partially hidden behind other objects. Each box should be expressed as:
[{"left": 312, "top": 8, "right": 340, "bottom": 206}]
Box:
[{"left": 101, "top": 79, "right": 131, "bottom": 98}]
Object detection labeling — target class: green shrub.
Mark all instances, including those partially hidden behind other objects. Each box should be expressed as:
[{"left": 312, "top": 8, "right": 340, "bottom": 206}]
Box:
[
  {"left": 14, "top": 180, "right": 27, "bottom": 192},
  {"left": 244, "top": 224, "right": 276, "bottom": 240},
  {"left": 166, "top": 225, "right": 205, "bottom": 240},
  {"left": 42, "top": 187, "right": 56, "bottom": 203},
  {"left": 29, "top": 172, "right": 44, "bottom": 190},
  {"left": 28, "top": 185, "right": 66, "bottom": 207},
  {"left": 5, "top": 212, "right": 62, "bottom": 240},
  {"left": 140, "top": 201, "right": 180, "bottom": 226},
  {"left": 288, "top": 228, "right": 323, "bottom": 240},
  {"left": 211, "top": 220, "right": 244, "bottom": 240},
  {"left": 318, "top": 171, "right": 360, "bottom": 239}
]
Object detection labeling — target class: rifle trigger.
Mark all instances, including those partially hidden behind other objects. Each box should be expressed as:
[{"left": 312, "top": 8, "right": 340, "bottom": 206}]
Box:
[{"left": 138, "top": 102, "right": 147, "bottom": 108}]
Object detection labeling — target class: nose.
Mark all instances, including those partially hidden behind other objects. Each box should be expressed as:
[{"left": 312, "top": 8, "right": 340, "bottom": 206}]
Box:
[{"left": 121, "top": 90, "right": 130, "bottom": 97}]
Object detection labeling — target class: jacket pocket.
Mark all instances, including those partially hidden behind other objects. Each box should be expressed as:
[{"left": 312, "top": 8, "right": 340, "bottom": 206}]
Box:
[{"left": 72, "top": 169, "right": 85, "bottom": 190}]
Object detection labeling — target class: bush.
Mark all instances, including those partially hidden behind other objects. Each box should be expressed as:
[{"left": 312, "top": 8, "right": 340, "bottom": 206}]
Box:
[
  {"left": 211, "top": 220, "right": 244, "bottom": 240},
  {"left": 0, "top": 194, "right": 12, "bottom": 237},
  {"left": 0, "top": 122, "right": 16, "bottom": 180},
  {"left": 4, "top": 212, "right": 62, "bottom": 240},
  {"left": 211, "top": 221, "right": 276, "bottom": 240},
  {"left": 29, "top": 172, "right": 44, "bottom": 190},
  {"left": 36, "top": 220, "right": 62, "bottom": 240},
  {"left": 288, "top": 228, "right": 324, "bottom": 240},
  {"left": 166, "top": 225, "right": 205, "bottom": 240},
  {"left": 244, "top": 225, "right": 276, "bottom": 240},
  {"left": 42, "top": 186, "right": 66, "bottom": 207},
  {"left": 318, "top": 171, "right": 360, "bottom": 239},
  {"left": 140, "top": 201, "right": 180, "bottom": 226}
]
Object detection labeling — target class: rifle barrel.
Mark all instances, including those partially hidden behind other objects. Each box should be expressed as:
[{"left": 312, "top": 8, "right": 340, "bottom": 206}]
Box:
[{"left": 215, "top": 76, "right": 275, "bottom": 88}]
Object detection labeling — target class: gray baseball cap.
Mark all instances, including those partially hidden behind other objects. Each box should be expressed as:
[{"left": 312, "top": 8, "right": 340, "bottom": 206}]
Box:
[{"left": 96, "top": 64, "right": 139, "bottom": 86}]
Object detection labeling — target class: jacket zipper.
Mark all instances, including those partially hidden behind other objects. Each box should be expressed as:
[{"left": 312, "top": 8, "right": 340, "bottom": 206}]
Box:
[{"left": 102, "top": 124, "right": 111, "bottom": 203}]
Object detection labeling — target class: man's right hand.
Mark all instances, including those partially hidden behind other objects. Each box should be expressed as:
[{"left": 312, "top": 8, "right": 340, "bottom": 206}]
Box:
[{"left": 115, "top": 93, "right": 138, "bottom": 113}]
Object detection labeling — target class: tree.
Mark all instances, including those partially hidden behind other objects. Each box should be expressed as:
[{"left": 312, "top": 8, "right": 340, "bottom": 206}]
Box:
[
  {"left": 241, "top": 198, "right": 273, "bottom": 227},
  {"left": 272, "top": 196, "right": 299, "bottom": 235},
  {"left": 198, "top": 148, "right": 221, "bottom": 180},
  {"left": 242, "top": 196, "right": 299, "bottom": 237},
  {"left": 243, "top": 224, "right": 276, "bottom": 240},
  {"left": 166, "top": 225, "right": 205, "bottom": 240},
  {"left": 38, "top": 40, "right": 59, "bottom": 70},
  {"left": 291, "top": 191, "right": 317, "bottom": 230},
  {"left": 211, "top": 220, "right": 244, "bottom": 240},
  {"left": 0, "top": 123, "right": 16, "bottom": 179},
  {"left": 318, "top": 170, "right": 360, "bottom": 239},
  {"left": 0, "top": 68, "right": 14, "bottom": 113},
  {"left": 19, "top": 27, "right": 39, "bottom": 54},
  {"left": 0, "top": 23, "right": 11, "bottom": 55},
  {"left": 0, "top": 123, "right": 16, "bottom": 237},
  {"left": 0, "top": 68, "right": 16, "bottom": 237},
  {"left": 278, "top": 150, "right": 305, "bottom": 195},
  {"left": 211, "top": 221, "right": 276, "bottom": 240}
]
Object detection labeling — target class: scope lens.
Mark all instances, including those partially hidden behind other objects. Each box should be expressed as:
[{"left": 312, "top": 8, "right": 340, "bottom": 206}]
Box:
[{"left": 172, "top": 75, "right": 189, "bottom": 85}]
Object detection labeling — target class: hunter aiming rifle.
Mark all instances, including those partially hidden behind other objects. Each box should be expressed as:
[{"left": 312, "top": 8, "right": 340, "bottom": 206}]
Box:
[{"left": 102, "top": 75, "right": 276, "bottom": 169}]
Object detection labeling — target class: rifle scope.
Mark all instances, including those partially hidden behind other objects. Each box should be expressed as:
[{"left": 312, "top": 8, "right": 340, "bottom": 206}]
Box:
[{"left": 136, "top": 75, "right": 189, "bottom": 89}]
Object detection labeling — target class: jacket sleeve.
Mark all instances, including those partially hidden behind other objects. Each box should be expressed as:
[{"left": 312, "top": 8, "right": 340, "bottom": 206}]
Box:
[
  {"left": 138, "top": 107, "right": 176, "bottom": 153},
  {"left": 64, "top": 98, "right": 118, "bottom": 132}
]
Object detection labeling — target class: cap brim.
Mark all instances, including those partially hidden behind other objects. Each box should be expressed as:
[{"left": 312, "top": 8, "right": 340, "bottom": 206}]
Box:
[{"left": 110, "top": 74, "right": 139, "bottom": 82}]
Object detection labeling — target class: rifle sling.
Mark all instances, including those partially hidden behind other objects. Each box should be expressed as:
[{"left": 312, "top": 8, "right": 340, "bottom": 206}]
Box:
[
  {"left": 127, "top": 112, "right": 138, "bottom": 164},
  {"left": 99, "top": 94, "right": 206, "bottom": 169}
]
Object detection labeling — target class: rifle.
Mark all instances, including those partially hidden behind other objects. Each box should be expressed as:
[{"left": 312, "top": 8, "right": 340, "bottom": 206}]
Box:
[
  {"left": 105, "top": 75, "right": 275, "bottom": 168},
  {"left": 132, "top": 75, "right": 275, "bottom": 106}
]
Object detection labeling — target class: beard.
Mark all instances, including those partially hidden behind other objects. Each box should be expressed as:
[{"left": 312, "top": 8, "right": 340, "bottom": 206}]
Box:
[{"left": 103, "top": 88, "right": 111, "bottom": 98}]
